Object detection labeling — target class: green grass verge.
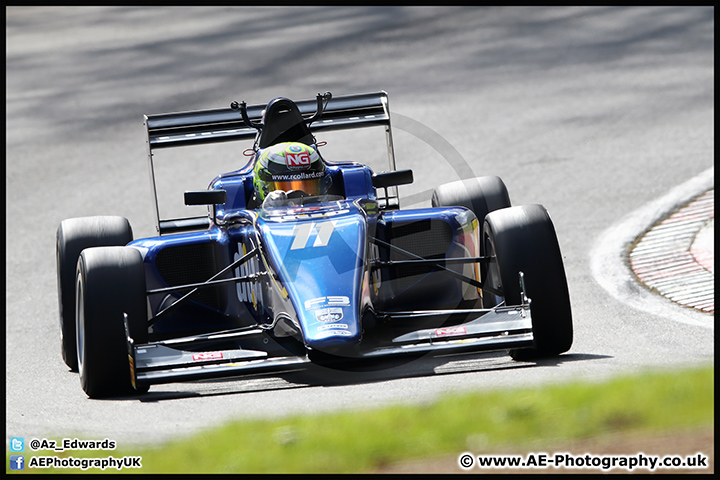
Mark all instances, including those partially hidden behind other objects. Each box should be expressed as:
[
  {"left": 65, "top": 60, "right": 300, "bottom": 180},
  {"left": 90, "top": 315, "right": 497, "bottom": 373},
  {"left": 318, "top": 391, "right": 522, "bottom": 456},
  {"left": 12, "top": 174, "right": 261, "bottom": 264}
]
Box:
[{"left": 8, "top": 365, "right": 713, "bottom": 474}]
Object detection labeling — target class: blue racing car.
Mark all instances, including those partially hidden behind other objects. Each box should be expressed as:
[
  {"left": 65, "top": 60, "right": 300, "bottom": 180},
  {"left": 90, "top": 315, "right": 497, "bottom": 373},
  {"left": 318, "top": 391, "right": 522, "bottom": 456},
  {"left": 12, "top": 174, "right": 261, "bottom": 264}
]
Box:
[{"left": 56, "top": 91, "right": 573, "bottom": 398}]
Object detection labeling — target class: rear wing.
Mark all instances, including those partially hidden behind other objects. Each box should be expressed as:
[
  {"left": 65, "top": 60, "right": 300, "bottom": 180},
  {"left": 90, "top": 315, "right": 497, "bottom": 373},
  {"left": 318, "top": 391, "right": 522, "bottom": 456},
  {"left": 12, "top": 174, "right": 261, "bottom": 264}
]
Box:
[{"left": 144, "top": 92, "right": 397, "bottom": 234}]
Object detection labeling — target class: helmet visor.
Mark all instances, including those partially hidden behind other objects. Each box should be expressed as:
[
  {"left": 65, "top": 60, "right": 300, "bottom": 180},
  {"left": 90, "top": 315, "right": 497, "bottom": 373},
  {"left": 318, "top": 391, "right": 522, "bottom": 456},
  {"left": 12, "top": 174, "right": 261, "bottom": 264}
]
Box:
[{"left": 267, "top": 178, "right": 324, "bottom": 196}]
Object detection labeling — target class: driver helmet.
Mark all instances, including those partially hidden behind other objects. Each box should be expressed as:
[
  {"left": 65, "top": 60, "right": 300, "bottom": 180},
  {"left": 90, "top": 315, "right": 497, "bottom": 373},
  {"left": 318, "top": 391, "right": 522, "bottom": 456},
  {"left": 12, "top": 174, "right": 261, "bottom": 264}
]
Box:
[{"left": 253, "top": 142, "right": 329, "bottom": 201}]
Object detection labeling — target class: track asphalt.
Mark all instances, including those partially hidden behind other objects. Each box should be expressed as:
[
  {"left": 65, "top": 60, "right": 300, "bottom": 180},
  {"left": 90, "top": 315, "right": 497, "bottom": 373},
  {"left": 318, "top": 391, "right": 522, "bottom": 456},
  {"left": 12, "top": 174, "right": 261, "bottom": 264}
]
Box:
[{"left": 630, "top": 189, "right": 714, "bottom": 314}]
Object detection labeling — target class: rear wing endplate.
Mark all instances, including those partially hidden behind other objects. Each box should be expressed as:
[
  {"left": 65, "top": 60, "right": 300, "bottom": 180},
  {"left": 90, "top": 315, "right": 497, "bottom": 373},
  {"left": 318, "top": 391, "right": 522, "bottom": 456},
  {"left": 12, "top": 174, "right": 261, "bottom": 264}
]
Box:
[{"left": 144, "top": 92, "right": 396, "bottom": 234}]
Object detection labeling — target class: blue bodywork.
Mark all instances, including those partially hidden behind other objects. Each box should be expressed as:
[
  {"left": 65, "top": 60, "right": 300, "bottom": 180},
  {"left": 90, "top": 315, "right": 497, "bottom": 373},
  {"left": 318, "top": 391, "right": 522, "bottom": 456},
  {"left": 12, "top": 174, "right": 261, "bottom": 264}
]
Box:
[{"left": 129, "top": 160, "right": 482, "bottom": 357}]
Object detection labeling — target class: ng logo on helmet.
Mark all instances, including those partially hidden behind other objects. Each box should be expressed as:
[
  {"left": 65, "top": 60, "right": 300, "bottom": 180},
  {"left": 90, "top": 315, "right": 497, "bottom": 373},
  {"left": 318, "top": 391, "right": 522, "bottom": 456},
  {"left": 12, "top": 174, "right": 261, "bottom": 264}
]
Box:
[{"left": 286, "top": 152, "right": 311, "bottom": 169}]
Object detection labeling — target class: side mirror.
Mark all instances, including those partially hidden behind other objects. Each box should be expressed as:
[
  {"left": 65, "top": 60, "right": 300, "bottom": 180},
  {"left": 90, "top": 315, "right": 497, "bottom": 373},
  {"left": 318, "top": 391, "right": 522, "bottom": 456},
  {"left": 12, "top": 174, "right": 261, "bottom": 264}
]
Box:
[
  {"left": 372, "top": 169, "right": 414, "bottom": 188},
  {"left": 184, "top": 189, "right": 227, "bottom": 206}
]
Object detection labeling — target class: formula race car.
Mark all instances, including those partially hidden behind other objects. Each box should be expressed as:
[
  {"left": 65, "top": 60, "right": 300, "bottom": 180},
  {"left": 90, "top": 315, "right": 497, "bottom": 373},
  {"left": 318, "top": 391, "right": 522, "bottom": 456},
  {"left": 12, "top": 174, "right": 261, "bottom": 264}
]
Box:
[{"left": 56, "top": 91, "right": 573, "bottom": 398}]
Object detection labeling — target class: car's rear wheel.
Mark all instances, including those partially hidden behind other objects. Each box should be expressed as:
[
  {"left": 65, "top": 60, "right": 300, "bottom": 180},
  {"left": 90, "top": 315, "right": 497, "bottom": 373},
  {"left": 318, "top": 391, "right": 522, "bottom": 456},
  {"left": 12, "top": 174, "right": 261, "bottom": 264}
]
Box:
[
  {"left": 76, "top": 246, "right": 148, "bottom": 398},
  {"left": 431, "top": 176, "right": 511, "bottom": 223},
  {"left": 56, "top": 216, "right": 133, "bottom": 371},
  {"left": 482, "top": 205, "right": 573, "bottom": 359}
]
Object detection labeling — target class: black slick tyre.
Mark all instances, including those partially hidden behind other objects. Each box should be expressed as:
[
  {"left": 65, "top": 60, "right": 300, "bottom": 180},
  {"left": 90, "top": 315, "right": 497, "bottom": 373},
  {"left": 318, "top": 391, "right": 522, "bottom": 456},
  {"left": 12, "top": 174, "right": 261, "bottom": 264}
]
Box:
[
  {"left": 431, "top": 176, "right": 511, "bottom": 222},
  {"left": 482, "top": 205, "right": 573, "bottom": 359},
  {"left": 56, "top": 216, "right": 133, "bottom": 371},
  {"left": 76, "top": 246, "right": 148, "bottom": 398}
]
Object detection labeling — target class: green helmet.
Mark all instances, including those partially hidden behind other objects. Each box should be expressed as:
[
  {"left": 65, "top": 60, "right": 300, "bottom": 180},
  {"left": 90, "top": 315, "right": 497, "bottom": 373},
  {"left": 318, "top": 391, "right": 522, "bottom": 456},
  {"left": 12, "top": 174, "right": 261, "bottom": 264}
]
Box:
[{"left": 253, "top": 142, "right": 327, "bottom": 201}]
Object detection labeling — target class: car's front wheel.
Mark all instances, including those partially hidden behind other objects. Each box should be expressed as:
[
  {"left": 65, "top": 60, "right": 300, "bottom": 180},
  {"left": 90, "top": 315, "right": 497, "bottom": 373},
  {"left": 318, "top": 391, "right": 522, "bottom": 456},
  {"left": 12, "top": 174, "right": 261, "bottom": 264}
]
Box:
[
  {"left": 482, "top": 205, "right": 573, "bottom": 359},
  {"left": 76, "top": 246, "right": 148, "bottom": 398}
]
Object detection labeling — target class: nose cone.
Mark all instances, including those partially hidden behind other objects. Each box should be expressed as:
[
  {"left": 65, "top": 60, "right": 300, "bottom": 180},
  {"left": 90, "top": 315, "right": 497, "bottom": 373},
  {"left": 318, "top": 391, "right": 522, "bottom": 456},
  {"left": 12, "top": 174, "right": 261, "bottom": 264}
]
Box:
[{"left": 257, "top": 201, "right": 367, "bottom": 356}]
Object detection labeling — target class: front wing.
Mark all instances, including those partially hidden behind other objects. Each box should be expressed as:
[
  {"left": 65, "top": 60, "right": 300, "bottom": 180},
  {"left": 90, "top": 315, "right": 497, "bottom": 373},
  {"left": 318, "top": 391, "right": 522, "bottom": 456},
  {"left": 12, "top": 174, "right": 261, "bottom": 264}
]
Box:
[{"left": 125, "top": 302, "right": 533, "bottom": 389}]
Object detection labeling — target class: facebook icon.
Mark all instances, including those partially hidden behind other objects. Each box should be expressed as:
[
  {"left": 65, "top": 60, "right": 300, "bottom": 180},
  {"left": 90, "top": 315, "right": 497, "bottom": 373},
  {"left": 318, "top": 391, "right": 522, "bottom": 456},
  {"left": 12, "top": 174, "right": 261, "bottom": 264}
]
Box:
[{"left": 9, "top": 455, "right": 25, "bottom": 470}]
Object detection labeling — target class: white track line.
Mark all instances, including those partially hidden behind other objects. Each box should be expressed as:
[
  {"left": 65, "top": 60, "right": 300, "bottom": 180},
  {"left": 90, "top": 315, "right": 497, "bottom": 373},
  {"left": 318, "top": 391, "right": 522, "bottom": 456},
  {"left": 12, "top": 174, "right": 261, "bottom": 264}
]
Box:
[{"left": 589, "top": 166, "right": 714, "bottom": 329}]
